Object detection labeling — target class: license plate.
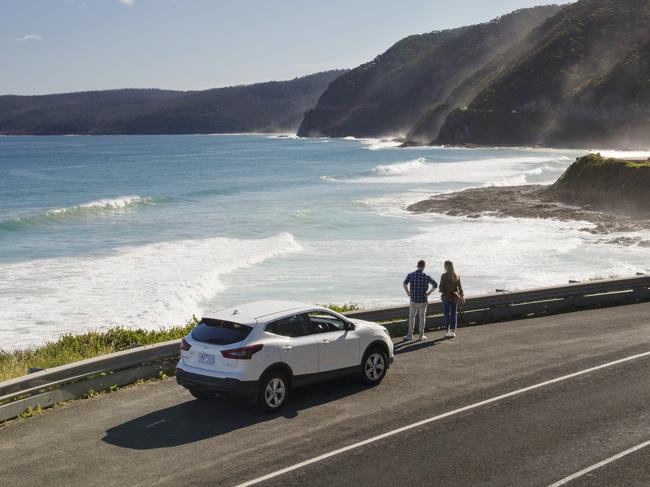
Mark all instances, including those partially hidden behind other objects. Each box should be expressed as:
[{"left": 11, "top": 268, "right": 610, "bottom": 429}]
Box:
[{"left": 198, "top": 352, "right": 215, "bottom": 365}]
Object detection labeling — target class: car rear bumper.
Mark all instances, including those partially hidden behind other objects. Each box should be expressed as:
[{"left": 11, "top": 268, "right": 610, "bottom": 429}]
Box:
[{"left": 176, "top": 367, "right": 258, "bottom": 400}]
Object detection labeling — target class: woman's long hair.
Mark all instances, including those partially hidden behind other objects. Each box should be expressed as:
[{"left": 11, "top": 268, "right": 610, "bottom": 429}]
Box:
[{"left": 444, "top": 260, "right": 459, "bottom": 283}]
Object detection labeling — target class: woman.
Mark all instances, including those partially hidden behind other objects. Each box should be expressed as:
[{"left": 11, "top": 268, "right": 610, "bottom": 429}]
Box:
[{"left": 439, "top": 260, "right": 464, "bottom": 338}]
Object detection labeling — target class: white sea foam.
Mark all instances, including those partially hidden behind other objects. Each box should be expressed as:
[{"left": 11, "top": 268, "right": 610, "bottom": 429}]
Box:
[
  {"left": 361, "top": 139, "right": 402, "bottom": 150},
  {"left": 0, "top": 195, "right": 162, "bottom": 233},
  {"left": 525, "top": 165, "right": 558, "bottom": 175},
  {"left": 215, "top": 215, "right": 649, "bottom": 313},
  {"left": 372, "top": 158, "right": 427, "bottom": 175},
  {"left": 483, "top": 175, "right": 529, "bottom": 187},
  {"left": 594, "top": 150, "right": 650, "bottom": 159},
  {"left": 0, "top": 233, "right": 302, "bottom": 349},
  {"left": 320, "top": 175, "right": 340, "bottom": 182},
  {"left": 47, "top": 195, "right": 154, "bottom": 215},
  {"left": 266, "top": 134, "right": 300, "bottom": 139},
  {"left": 341, "top": 136, "right": 402, "bottom": 150},
  {"left": 352, "top": 155, "right": 571, "bottom": 186}
]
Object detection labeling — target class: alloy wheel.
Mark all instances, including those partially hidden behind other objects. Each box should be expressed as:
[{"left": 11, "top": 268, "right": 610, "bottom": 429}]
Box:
[
  {"left": 365, "top": 352, "right": 385, "bottom": 381},
  {"left": 264, "top": 377, "right": 286, "bottom": 408}
]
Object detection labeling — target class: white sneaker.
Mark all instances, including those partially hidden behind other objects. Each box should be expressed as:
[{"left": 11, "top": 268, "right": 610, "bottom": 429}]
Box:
[
  {"left": 451, "top": 330, "right": 457, "bottom": 338},
  {"left": 419, "top": 335, "right": 427, "bottom": 341},
  {"left": 445, "top": 330, "right": 451, "bottom": 338},
  {"left": 403, "top": 334, "right": 413, "bottom": 341}
]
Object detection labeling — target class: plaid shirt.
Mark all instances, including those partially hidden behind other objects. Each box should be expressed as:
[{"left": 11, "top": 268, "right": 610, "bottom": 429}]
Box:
[{"left": 404, "top": 270, "right": 438, "bottom": 303}]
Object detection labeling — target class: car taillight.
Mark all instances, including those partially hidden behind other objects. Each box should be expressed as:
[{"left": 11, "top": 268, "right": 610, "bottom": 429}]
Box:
[
  {"left": 221, "top": 344, "right": 263, "bottom": 360},
  {"left": 180, "top": 338, "right": 192, "bottom": 351}
]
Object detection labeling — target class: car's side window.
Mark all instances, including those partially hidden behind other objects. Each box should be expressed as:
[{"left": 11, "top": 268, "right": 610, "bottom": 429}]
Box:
[
  {"left": 307, "top": 311, "right": 348, "bottom": 333},
  {"left": 266, "top": 314, "right": 308, "bottom": 338}
]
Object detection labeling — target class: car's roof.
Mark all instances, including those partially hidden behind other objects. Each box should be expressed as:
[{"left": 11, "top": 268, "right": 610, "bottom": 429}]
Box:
[{"left": 205, "top": 300, "right": 324, "bottom": 323}]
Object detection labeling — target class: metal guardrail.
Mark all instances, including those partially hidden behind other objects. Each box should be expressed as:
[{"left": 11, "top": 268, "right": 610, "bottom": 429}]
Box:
[
  {"left": 347, "top": 275, "right": 650, "bottom": 332},
  {"left": 1, "top": 275, "right": 649, "bottom": 422}
]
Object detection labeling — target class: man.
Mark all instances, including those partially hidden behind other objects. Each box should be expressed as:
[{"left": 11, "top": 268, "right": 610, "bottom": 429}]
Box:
[{"left": 403, "top": 259, "right": 438, "bottom": 341}]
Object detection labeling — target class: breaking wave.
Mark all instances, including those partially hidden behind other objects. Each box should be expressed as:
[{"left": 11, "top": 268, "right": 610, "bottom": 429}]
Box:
[
  {"left": 483, "top": 175, "right": 529, "bottom": 187},
  {"left": 0, "top": 232, "right": 303, "bottom": 349},
  {"left": 372, "top": 158, "right": 427, "bottom": 175},
  {"left": 320, "top": 175, "right": 340, "bottom": 182},
  {"left": 0, "top": 195, "right": 163, "bottom": 233}
]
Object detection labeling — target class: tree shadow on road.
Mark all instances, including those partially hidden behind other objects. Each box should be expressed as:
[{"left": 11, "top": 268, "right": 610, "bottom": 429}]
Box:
[{"left": 102, "top": 375, "right": 368, "bottom": 450}]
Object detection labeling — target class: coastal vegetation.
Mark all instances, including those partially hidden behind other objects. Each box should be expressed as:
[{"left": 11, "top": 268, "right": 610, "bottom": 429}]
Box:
[
  {"left": 548, "top": 153, "right": 650, "bottom": 214},
  {"left": 301, "top": 0, "right": 650, "bottom": 149},
  {"left": 0, "top": 70, "right": 345, "bottom": 135},
  {"left": 298, "top": 5, "right": 560, "bottom": 140},
  {"left": 0, "top": 322, "right": 196, "bottom": 382},
  {"left": 435, "top": 0, "right": 650, "bottom": 148},
  {"left": 0, "top": 304, "right": 362, "bottom": 382}
]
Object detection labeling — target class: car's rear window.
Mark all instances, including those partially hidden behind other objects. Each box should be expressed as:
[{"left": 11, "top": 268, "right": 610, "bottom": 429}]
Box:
[{"left": 191, "top": 318, "right": 253, "bottom": 345}]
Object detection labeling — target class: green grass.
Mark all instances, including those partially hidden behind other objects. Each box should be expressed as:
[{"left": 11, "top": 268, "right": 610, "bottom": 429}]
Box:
[
  {"left": 582, "top": 153, "right": 650, "bottom": 168},
  {"left": 0, "top": 303, "right": 364, "bottom": 382},
  {"left": 321, "top": 303, "right": 364, "bottom": 313},
  {"left": 0, "top": 319, "right": 197, "bottom": 382}
]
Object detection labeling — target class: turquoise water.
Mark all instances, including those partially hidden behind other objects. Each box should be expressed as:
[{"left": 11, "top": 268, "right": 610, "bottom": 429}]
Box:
[{"left": 1, "top": 134, "right": 648, "bottom": 348}]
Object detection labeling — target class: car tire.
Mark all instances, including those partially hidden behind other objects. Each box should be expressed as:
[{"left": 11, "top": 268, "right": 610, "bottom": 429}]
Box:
[
  {"left": 189, "top": 388, "right": 215, "bottom": 400},
  {"left": 258, "top": 371, "right": 290, "bottom": 412},
  {"left": 361, "top": 347, "right": 388, "bottom": 385}
]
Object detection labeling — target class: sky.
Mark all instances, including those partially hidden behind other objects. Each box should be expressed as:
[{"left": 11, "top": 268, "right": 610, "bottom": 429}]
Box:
[{"left": 1, "top": 0, "right": 566, "bottom": 96}]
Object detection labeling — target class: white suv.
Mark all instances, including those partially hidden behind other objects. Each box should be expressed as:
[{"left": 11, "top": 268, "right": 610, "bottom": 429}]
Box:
[{"left": 176, "top": 300, "right": 394, "bottom": 411}]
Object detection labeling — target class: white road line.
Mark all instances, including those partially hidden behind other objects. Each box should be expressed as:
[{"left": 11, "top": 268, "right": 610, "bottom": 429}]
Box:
[
  {"left": 235, "top": 350, "right": 650, "bottom": 487},
  {"left": 547, "top": 439, "right": 650, "bottom": 486}
]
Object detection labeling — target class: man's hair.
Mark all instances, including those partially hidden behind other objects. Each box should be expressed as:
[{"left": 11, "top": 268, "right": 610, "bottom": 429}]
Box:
[{"left": 417, "top": 260, "right": 425, "bottom": 269}]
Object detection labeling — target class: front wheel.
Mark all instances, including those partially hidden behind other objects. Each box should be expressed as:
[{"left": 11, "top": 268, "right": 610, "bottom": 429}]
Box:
[
  {"left": 361, "top": 348, "right": 388, "bottom": 385},
  {"left": 258, "top": 372, "right": 289, "bottom": 412}
]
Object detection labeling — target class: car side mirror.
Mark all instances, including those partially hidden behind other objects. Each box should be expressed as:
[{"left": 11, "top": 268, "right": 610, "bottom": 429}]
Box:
[{"left": 345, "top": 322, "right": 355, "bottom": 331}]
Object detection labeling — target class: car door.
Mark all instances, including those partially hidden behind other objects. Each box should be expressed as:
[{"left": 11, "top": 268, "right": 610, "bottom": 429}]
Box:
[
  {"left": 308, "top": 311, "right": 360, "bottom": 372},
  {"left": 266, "top": 314, "right": 319, "bottom": 376}
]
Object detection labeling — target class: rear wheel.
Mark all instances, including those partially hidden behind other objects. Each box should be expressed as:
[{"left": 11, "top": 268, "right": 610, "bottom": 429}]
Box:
[
  {"left": 361, "top": 348, "right": 388, "bottom": 385},
  {"left": 189, "top": 388, "right": 215, "bottom": 400},
  {"left": 258, "top": 371, "right": 289, "bottom": 412}
]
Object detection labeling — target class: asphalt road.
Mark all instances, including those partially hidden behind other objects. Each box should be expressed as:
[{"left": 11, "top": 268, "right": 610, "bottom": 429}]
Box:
[{"left": 1, "top": 303, "right": 649, "bottom": 487}]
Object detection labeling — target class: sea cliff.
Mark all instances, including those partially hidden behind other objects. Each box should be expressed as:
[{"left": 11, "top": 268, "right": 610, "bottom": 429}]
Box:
[{"left": 547, "top": 153, "right": 650, "bottom": 215}]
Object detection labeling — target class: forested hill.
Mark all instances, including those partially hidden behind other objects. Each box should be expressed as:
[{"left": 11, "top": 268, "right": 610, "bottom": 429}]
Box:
[
  {"left": 435, "top": 0, "right": 650, "bottom": 148},
  {"left": 0, "top": 70, "right": 345, "bottom": 135},
  {"left": 298, "top": 0, "right": 650, "bottom": 150},
  {"left": 297, "top": 5, "right": 562, "bottom": 139}
]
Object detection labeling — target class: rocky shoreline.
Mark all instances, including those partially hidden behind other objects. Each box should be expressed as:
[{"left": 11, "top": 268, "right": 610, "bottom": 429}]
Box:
[{"left": 407, "top": 185, "right": 650, "bottom": 247}]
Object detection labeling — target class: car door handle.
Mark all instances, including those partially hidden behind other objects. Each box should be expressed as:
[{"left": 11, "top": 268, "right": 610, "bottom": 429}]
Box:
[
  {"left": 321, "top": 339, "right": 331, "bottom": 344},
  {"left": 281, "top": 345, "right": 293, "bottom": 351}
]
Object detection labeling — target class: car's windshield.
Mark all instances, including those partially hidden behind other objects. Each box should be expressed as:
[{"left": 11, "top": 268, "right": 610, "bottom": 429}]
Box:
[{"left": 191, "top": 318, "right": 253, "bottom": 345}]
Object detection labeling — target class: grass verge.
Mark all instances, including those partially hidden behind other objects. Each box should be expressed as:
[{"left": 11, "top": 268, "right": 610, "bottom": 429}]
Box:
[
  {"left": 0, "top": 304, "right": 363, "bottom": 383},
  {"left": 0, "top": 319, "right": 197, "bottom": 382}
]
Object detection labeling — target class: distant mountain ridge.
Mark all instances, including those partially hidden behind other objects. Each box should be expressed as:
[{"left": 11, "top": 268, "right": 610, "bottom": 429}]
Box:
[
  {"left": 299, "top": 0, "right": 650, "bottom": 149},
  {"left": 0, "top": 70, "right": 345, "bottom": 135}
]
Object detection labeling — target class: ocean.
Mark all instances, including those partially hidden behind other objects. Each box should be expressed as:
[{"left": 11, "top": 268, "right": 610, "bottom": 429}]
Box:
[{"left": 1, "top": 134, "right": 648, "bottom": 349}]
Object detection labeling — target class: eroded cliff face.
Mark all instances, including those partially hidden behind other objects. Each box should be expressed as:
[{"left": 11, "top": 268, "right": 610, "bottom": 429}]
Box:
[{"left": 547, "top": 154, "right": 650, "bottom": 215}]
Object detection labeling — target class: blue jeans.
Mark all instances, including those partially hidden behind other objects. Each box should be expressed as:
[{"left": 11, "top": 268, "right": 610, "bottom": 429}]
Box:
[{"left": 443, "top": 298, "right": 458, "bottom": 330}]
